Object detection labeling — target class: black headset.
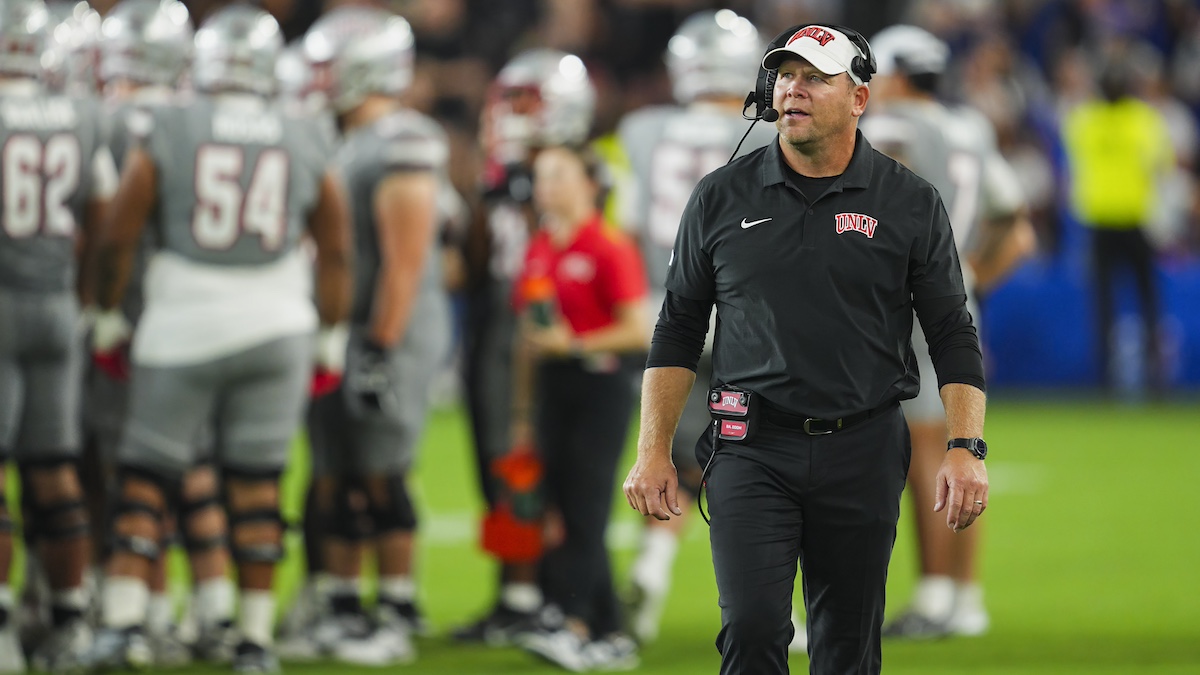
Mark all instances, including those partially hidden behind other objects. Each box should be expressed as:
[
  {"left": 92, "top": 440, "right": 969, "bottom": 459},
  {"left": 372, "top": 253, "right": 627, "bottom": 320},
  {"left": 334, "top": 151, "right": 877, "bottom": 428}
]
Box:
[{"left": 743, "top": 23, "right": 877, "bottom": 123}]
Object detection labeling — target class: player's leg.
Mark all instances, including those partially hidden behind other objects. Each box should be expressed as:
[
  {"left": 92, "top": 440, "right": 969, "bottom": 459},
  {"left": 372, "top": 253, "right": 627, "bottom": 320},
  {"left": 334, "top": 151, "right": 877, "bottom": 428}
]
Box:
[
  {"left": 886, "top": 330, "right": 958, "bottom": 639},
  {"left": 141, "top": 512, "right": 192, "bottom": 669},
  {"left": 454, "top": 284, "right": 543, "bottom": 641},
  {"left": 17, "top": 296, "right": 96, "bottom": 672},
  {"left": 626, "top": 354, "right": 710, "bottom": 644},
  {"left": 277, "top": 383, "right": 372, "bottom": 662},
  {"left": 81, "top": 352, "right": 129, "bottom": 567},
  {"left": 216, "top": 334, "right": 311, "bottom": 672},
  {"left": 92, "top": 360, "right": 212, "bottom": 670},
  {"left": 334, "top": 319, "right": 448, "bottom": 665},
  {"left": 179, "top": 461, "right": 237, "bottom": 663},
  {"left": 945, "top": 519, "right": 988, "bottom": 636}
]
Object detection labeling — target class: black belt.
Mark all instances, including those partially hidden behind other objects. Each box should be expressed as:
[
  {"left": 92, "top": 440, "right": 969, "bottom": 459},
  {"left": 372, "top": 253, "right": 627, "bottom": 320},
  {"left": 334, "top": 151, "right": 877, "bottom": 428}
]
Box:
[{"left": 764, "top": 401, "right": 896, "bottom": 436}]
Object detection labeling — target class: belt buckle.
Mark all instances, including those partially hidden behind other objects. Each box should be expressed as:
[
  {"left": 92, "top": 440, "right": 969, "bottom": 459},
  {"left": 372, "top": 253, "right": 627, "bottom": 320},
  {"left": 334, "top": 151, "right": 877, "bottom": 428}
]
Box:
[{"left": 802, "top": 418, "right": 834, "bottom": 436}]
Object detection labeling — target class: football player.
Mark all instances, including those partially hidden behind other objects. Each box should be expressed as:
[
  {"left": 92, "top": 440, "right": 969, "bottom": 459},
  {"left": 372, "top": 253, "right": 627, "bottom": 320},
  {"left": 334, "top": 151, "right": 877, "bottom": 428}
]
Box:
[
  {"left": 86, "top": 5, "right": 351, "bottom": 672},
  {"left": 453, "top": 47, "right": 596, "bottom": 645},
  {"left": 0, "top": 0, "right": 117, "bottom": 671},
  {"left": 859, "top": 24, "right": 1035, "bottom": 640},
  {"left": 91, "top": 0, "right": 241, "bottom": 665},
  {"left": 280, "top": 7, "right": 453, "bottom": 665}
]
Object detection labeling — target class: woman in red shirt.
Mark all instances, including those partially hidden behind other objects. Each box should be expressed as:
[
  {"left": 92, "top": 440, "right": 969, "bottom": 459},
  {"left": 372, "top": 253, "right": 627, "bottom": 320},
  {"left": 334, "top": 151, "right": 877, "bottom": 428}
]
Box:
[{"left": 511, "top": 144, "right": 648, "bottom": 670}]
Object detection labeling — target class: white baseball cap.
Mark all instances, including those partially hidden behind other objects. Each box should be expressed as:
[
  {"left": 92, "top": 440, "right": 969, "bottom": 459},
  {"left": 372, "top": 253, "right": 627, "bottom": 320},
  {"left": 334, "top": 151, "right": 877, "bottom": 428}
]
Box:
[{"left": 761, "top": 25, "right": 869, "bottom": 85}]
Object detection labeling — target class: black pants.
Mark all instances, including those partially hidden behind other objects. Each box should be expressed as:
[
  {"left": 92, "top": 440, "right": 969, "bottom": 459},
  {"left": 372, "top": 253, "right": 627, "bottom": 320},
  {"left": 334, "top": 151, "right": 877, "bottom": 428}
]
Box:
[
  {"left": 462, "top": 280, "right": 517, "bottom": 507},
  {"left": 697, "top": 403, "right": 910, "bottom": 675},
  {"left": 537, "top": 359, "right": 636, "bottom": 637},
  {"left": 1091, "top": 227, "right": 1162, "bottom": 389}
]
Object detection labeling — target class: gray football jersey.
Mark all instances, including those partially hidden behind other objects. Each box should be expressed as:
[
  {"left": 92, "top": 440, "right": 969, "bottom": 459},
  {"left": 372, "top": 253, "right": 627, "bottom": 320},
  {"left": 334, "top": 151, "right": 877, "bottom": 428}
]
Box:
[
  {"left": 334, "top": 109, "right": 450, "bottom": 327},
  {"left": 136, "top": 94, "right": 331, "bottom": 266},
  {"left": 618, "top": 104, "right": 776, "bottom": 301},
  {"left": 0, "top": 88, "right": 104, "bottom": 292},
  {"left": 861, "top": 101, "right": 1023, "bottom": 254}
]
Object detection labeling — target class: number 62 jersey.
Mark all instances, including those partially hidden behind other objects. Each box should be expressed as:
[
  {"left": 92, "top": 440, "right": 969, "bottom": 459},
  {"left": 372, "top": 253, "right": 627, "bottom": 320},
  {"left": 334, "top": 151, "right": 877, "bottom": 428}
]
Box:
[
  {"left": 128, "top": 93, "right": 333, "bottom": 366},
  {"left": 0, "top": 83, "right": 113, "bottom": 292}
]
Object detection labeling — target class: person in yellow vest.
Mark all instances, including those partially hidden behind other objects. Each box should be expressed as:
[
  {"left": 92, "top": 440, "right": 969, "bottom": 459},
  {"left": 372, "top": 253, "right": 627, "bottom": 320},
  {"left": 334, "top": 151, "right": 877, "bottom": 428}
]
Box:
[{"left": 1062, "top": 59, "right": 1173, "bottom": 393}]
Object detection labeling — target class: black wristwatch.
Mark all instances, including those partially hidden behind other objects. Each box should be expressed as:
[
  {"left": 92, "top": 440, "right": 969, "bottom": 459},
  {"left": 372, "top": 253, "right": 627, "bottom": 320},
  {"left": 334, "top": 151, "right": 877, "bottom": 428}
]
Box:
[{"left": 947, "top": 437, "right": 987, "bottom": 460}]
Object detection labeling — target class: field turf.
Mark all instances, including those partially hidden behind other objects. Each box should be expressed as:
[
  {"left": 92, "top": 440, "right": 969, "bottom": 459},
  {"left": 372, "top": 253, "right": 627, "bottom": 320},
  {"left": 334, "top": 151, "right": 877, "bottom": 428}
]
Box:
[{"left": 8, "top": 397, "right": 1200, "bottom": 673}]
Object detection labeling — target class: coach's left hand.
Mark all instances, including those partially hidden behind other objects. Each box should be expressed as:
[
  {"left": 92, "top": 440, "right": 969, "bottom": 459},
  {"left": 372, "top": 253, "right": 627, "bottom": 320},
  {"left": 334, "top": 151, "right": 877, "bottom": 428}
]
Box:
[{"left": 934, "top": 449, "right": 988, "bottom": 532}]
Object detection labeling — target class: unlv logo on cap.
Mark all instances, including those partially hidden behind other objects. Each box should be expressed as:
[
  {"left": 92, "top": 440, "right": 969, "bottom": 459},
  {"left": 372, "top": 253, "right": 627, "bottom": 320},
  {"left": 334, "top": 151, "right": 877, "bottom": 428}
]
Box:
[
  {"left": 788, "top": 26, "right": 836, "bottom": 47},
  {"left": 835, "top": 213, "right": 878, "bottom": 238}
]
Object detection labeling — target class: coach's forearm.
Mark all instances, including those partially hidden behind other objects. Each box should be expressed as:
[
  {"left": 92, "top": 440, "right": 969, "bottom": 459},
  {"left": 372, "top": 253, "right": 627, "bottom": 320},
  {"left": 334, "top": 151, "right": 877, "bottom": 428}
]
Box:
[
  {"left": 940, "top": 383, "right": 986, "bottom": 440},
  {"left": 636, "top": 366, "right": 696, "bottom": 461}
]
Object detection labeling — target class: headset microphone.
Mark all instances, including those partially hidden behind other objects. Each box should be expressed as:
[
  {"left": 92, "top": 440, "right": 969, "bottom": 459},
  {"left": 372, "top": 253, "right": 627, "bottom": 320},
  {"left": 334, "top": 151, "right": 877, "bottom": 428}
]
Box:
[{"left": 762, "top": 108, "right": 779, "bottom": 123}]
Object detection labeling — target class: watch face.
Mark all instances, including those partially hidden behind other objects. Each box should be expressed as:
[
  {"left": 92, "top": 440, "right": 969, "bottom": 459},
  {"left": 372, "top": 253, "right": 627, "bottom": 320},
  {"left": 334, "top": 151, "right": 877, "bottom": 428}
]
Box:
[{"left": 949, "top": 437, "right": 987, "bottom": 459}]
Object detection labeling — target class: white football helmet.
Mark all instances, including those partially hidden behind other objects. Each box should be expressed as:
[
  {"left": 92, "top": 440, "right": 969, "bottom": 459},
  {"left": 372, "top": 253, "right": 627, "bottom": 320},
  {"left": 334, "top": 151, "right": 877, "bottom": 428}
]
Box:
[
  {"left": 666, "top": 9, "right": 762, "bottom": 105},
  {"left": 191, "top": 4, "right": 282, "bottom": 96},
  {"left": 43, "top": 1, "right": 100, "bottom": 92},
  {"left": 301, "top": 5, "right": 414, "bottom": 113},
  {"left": 99, "top": 0, "right": 191, "bottom": 88},
  {"left": 276, "top": 40, "right": 323, "bottom": 112},
  {"left": 486, "top": 48, "right": 595, "bottom": 164},
  {"left": 0, "top": 0, "right": 49, "bottom": 79},
  {"left": 870, "top": 24, "right": 949, "bottom": 77}
]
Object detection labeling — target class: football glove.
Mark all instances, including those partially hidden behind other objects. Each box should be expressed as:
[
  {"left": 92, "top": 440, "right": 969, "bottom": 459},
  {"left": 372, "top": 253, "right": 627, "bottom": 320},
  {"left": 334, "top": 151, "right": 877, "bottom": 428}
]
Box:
[
  {"left": 310, "top": 324, "right": 348, "bottom": 397},
  {"left": 91, "top": 309, "right": 133, "bottom": 381},
  {"left": 346, "top": 340, "right": 391, "bottom": 413}
]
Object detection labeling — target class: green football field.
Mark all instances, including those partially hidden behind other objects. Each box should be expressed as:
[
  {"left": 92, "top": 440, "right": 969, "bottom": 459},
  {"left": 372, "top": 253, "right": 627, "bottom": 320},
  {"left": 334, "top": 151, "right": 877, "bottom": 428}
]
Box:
[{"left": 10, "top": 397, "right": 1200, "bottom": 673}]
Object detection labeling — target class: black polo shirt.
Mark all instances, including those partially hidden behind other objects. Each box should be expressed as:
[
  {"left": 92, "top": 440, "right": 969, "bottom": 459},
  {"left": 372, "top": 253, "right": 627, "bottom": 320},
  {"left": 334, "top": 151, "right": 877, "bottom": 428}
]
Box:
[{"left": 664, "top": 131, "right": 974, "bottom": 419}]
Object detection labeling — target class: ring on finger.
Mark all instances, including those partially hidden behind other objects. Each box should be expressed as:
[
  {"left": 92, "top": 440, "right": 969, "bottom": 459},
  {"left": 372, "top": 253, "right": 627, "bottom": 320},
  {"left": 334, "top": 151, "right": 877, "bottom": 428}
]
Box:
[{"left": 973, "top": 500, "right": 983, "bottom": 505}]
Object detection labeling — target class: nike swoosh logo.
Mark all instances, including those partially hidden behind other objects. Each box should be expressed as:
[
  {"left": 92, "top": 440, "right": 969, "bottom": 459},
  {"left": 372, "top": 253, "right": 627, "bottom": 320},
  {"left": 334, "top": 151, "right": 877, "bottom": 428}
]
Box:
[{"left": 741, "top": 217, "right": 772, "bottom": 229}]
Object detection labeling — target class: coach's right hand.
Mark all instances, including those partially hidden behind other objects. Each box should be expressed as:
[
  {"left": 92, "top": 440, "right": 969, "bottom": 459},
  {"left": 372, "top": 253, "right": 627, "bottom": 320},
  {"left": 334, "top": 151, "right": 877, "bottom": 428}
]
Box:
[{"left": 624, "top": 453, "right": 682, "bottom": 521}]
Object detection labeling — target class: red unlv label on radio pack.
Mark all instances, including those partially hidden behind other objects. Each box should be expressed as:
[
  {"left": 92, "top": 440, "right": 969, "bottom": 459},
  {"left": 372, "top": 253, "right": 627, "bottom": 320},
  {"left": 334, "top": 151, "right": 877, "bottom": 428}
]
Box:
[{"left": 709, "top": 390, "right": 749, "bottom": 416}]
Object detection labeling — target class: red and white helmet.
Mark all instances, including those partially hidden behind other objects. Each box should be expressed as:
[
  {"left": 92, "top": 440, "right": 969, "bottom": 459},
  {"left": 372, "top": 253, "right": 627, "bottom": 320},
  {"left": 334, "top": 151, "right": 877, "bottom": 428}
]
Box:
[{"left": 484, "top": 48, "right": 595, "bottom": 164}]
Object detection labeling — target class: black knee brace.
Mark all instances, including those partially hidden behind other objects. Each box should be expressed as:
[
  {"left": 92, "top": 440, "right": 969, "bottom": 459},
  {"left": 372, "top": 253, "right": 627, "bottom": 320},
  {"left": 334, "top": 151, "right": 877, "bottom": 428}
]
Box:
[
  {"left": 228, "top": 507, "right": 285, "bottom": 563},
  {"left": 368, "top": 474, "right": 417, "bottom": 534},
  {"left": 20, "top": 457, "right": 90, "bottom": 541},
  {"left": 327, "top": 478, "right": 371, "bottom": 541},
  {"left": 30, "top": 499, "right": 90, "bottom": 540},
  {"left": 110, "top": 499, "right": 164, "bottom": 561},
  {"left": 221, "top": 467, "right": 285, "bottom": 563},
  {"left": 108, "top": 465, "right": 180, "bottom": 561},
  {"left": 178, "top": 493, "right": 228, "bottom": 553}
]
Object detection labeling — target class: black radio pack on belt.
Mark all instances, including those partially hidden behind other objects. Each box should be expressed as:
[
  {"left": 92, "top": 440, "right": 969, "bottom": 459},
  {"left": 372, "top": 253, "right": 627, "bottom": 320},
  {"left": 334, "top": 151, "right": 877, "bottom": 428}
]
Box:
[
  {"left": 698, "top": 385, "right": 761, "bottom": 525},
  {"left": 707, "top": 385, "right": 759, "bottom": 443}
]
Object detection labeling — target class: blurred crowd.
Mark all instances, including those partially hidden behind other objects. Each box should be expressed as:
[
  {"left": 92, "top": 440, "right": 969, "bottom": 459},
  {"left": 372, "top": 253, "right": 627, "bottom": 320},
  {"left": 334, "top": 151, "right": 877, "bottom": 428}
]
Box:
[
  {"left": 265, "top": 0, "right": 1200, "bottom": 260},
  {"left": 87, "top": 0, "right": 1195, "bottom": 262}
]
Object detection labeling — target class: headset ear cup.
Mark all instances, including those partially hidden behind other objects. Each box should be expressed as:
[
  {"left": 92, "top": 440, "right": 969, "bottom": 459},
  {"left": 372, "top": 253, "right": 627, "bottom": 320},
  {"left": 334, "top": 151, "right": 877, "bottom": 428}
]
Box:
[{"left": 761, "top": 70, "right": 776, "bottom": 116}]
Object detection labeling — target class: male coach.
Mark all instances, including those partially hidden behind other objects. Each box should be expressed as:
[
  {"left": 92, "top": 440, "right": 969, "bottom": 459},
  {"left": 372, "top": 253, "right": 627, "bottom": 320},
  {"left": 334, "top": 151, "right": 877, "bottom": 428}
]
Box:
[{"left": 623, "top": 24, "right": 989, "bottom": 675}]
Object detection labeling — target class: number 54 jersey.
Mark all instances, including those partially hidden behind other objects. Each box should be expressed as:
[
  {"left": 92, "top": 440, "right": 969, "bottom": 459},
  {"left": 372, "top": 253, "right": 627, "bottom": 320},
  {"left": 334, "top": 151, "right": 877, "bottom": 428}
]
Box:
[{"left": 130, "top": 93, "right": 333, "bottom": 366}]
